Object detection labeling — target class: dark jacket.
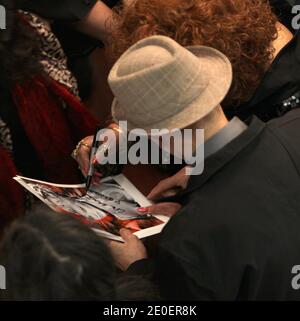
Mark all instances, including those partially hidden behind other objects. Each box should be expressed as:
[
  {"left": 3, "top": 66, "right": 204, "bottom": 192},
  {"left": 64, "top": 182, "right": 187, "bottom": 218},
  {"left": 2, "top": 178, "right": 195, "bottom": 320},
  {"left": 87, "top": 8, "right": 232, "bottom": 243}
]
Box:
[
  {"left": 132, "top": 109, "right": 300, "bottom": 301},
  {"left": 225, "top": 1, "right": 300, "bottom": 122},
  {"left": 228, "top": 31, "right": 300, "bottom": 122},
  {"left": 269, "top": 0, "right": 293, "bottom": 31}
]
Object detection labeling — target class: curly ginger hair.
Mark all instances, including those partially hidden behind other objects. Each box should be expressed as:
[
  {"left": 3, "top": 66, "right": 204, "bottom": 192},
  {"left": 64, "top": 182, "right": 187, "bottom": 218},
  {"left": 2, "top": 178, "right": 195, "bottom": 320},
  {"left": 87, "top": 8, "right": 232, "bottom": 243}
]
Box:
[{"left": 110, "top": 0, "right": 278, "bottom": 108}]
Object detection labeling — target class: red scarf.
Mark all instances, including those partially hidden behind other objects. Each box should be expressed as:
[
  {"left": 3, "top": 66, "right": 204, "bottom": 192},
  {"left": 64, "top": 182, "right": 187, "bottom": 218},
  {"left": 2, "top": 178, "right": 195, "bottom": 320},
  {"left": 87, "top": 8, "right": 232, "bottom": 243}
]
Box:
[{"left": 0, "top": 76, "right": 99, "bottom": 232}]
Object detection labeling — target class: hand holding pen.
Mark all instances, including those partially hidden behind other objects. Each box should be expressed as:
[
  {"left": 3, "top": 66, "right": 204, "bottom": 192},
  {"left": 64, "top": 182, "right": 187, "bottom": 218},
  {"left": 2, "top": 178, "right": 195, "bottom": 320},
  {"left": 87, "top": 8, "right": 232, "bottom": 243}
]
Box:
[
  {"left": 85, "top": 124, "right": 124, "bottom": 190},
  {"left": 85, "top": 127, "right": 101, "bottom": 190}
]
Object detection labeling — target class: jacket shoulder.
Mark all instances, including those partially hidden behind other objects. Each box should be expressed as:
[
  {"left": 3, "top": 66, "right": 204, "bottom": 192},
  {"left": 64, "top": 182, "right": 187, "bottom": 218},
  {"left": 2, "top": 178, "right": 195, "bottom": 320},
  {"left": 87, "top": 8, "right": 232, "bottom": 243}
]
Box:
[
  {"left": 266, "top": 109, "right": 300, "bottom": 171},
  {"left": 267, "top": 108, "right": 300, "bottom": 130}
]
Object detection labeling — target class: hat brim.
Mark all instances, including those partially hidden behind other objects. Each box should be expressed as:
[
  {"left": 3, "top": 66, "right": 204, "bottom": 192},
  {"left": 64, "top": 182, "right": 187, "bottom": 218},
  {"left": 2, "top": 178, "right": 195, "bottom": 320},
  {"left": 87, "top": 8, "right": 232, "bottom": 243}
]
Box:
[{"left": 112, "top": 45, "right": 232, "bottom": 133}]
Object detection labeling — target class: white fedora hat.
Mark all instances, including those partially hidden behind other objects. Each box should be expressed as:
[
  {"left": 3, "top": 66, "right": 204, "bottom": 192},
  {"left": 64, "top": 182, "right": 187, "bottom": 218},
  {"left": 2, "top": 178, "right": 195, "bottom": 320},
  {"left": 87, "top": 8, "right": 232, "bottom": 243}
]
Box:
[{"left": 108, "top": 35, "right": 232, "bottom": 132}]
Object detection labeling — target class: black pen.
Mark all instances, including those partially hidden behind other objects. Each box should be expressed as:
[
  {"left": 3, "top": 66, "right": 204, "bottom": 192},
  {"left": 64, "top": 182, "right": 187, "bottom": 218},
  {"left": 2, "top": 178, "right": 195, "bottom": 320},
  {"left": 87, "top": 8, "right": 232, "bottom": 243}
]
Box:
[{"left": 86, "top": 127, "right": 101, "bottom": 190}]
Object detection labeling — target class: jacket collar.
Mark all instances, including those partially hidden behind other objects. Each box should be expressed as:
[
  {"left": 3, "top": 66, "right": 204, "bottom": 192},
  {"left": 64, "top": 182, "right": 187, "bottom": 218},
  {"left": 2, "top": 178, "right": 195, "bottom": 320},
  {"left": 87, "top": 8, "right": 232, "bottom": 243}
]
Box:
[
  {"left": 161, "top": 116, "right": 266, "bottom": 202},
  {"left": 204, "top": 117, "right": 247, "bottom": 159}
]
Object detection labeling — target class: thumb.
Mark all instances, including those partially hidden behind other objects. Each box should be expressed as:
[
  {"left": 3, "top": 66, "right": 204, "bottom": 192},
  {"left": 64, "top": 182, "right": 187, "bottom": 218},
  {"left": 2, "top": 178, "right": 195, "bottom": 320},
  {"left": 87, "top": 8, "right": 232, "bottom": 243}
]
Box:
[{"left": 119, "top": 228, "right": 137, "bottom": 242}]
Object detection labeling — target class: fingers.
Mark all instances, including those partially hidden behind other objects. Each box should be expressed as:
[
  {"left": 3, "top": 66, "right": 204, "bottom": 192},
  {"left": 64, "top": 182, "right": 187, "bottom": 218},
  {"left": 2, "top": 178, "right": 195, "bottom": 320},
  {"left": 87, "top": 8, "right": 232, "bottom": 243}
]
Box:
[
  {"left": 148, "top": 181, "right": 167, "bottom": 201},
  {"left": 151, "top": 203, "right": 182, "bottom": 216},
  {"left": 74, "top": 136, "right": 94, "bottom": 176},
  {"left": 94, "top": 129, "right": 120, "bottom": 166},
  {"left": 147, "top": 167, "right": 190, "bottom": 200},
  {"left": 74, "top": 129, "right": 120, "bottom": 178},
  {"left": 91, "top": 174, "right": 102, "bottom": 186},
  {"left": 108, "top": 239, "right": 123, "bottom": 250},
  {"left": 147, "top": 179, "right": 177, "bottom": 201},
  {"left": 108, "top": 229, "right": 147, "bottom": 271},
  {"left": 77, "top": 148, "right": 91, "bottom": 176},
  {"left": 138, "top": 202, "right": 182, "bottom": 218},
  {"left": 108, "top": 229, "right": 138, "bottom": 250},
  {"left": 119, "top": 228, "right": 138, "bottom": 242}
]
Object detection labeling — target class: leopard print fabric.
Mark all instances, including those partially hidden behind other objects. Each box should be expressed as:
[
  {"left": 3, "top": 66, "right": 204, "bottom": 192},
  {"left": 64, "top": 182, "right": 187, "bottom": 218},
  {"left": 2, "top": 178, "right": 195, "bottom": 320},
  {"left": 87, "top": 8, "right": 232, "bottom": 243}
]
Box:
[
  {"left": 0, "top": 118, "right": 13, "bottom": 154},
  {"left": 21, "top": 11, "right": 79, "bottom": 97}
]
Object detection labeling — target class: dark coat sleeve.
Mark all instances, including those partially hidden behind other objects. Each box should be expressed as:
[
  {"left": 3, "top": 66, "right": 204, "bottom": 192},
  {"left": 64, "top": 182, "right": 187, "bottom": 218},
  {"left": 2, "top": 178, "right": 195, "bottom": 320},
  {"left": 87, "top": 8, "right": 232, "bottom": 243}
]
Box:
[
  {"left": 126, "top": 259, "right": 155, "bottom": 278},
  {"left": 143, "top": 202, "right": 252, "bottom": 300},
  {"left": 127, "top": 251, "right": 224, "bottom": 300},
  {"left": 126, "top": 245, "right": 231, "bottom": 300},
  {"left": 153, "top": 247, "right": 220, "bottom": 300}
]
